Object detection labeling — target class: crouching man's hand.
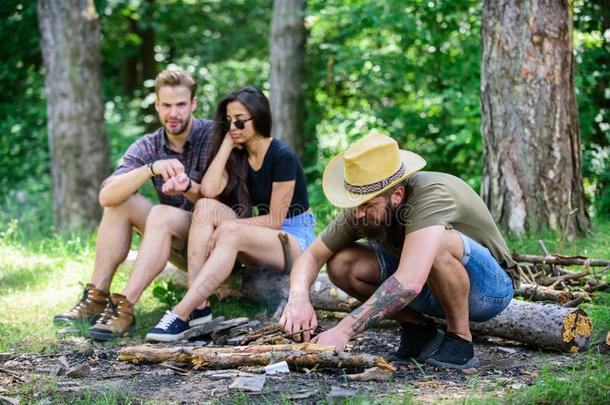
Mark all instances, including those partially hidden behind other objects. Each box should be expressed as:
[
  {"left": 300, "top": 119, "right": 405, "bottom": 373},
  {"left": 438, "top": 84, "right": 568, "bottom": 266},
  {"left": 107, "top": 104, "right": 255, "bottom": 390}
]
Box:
[
  {"left": 311, "top": 324, "right": 352, "bottom": 352},
  {"left": 280, "top": 292, "right": 318, "bottom": 342}
]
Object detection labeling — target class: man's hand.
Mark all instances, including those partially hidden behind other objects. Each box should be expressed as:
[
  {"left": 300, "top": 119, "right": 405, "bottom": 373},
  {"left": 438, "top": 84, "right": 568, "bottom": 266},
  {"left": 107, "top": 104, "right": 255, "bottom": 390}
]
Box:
[
  {"left": 280, "top": 293, "right": 318, "bottom": 342},
  {"left": 162, "top": 173, "right": 190, "bottom": 196},
  {"left": 152, "top": 159, "right": 185, "bottom": 181},
  {"left": 311, "top": 325, "right": 352, "bottom": 352}
]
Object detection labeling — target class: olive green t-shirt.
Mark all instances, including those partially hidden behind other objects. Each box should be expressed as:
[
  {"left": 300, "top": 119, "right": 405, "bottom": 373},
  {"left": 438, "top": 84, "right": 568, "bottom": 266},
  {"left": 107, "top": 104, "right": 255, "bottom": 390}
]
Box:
[{"left": 320, "top": 171, "right": 518, "bottom": 282}]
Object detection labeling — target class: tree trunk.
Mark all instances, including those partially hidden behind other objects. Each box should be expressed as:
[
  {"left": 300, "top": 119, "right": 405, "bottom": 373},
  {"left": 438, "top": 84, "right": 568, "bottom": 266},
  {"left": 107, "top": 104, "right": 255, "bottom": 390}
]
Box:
[
  {"left": 37, "top": 0, "right": 109, "bottom": 231},
  {"left": 139, "top": 0, "right": 156, "bottom": 82},
  {"left": 480, "top": 0, "right": 590, "bottom": 236},
  {"left": 269, "top": 0, "right": 306, "bottom": 157}
]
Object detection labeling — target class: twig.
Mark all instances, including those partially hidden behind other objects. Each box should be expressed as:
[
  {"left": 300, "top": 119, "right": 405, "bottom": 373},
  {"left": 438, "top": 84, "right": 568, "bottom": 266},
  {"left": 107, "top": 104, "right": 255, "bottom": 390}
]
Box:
[
  {"left": 538, "top": 240, "right": 550, "bottom": 256},
  {"left": 517, "top": 265, "right": 533, "bottom": 284},
  {"left": 541, "top": 270, "right": 589, "bottom": 287},
  {"left": 525, "top": 265, "right": 537, "bottom": 283},
  {"left": 282, "top": 327, "right": 317, "bottom": 339},
  {"left": 512, "top": 254, "right": 610, "bottom": 267}
]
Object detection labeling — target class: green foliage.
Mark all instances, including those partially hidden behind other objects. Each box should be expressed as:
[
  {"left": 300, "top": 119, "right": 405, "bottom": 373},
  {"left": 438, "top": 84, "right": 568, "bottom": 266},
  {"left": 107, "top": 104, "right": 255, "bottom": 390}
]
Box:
[
  {"left": 151, "top": 279, "right": 186, "bottom": 308},
  {"left": 1, "top": 0, "right": 608, "bottom": 235},
  {"left": 574, "top": 0, "right": 610, "bottom": 215},
  {"left": 304, "top": 0, "right": 484, "bottom": 191}
]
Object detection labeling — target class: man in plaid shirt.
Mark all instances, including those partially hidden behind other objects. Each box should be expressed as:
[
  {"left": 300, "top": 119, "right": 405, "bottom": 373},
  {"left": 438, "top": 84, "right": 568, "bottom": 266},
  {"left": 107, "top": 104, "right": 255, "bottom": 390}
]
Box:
[{"left": 54, "top": 69, "right": 215, "bottom": 340}]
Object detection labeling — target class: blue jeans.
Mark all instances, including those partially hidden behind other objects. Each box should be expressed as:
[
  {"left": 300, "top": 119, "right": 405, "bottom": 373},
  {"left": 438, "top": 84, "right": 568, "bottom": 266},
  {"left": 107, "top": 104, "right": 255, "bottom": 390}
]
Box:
[
  {"left": 371, "top": 232, "right": 514, "bottom": 322},
  {"left": 281, "top": 212, "right": 316, "bottom": 252}
]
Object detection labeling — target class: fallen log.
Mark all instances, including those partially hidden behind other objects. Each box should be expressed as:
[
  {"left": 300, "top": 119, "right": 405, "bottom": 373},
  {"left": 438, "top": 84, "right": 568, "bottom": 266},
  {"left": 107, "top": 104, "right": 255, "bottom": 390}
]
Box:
[
  {"left": 468, "top": 300, "right": 592, "bottom": 352},
  {"left": 118, "top": 343, "right": 395, "bottom": 372},
  {"left": 309, "top": 273, "right": 592, "bottom": 352}
]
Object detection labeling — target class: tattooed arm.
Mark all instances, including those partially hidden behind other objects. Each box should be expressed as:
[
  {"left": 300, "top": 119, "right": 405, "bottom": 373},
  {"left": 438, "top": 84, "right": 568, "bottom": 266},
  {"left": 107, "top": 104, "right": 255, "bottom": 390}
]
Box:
[
  {"left": 312, "top": 225, "right": 446, "bottom": 351},
  {"left": 349, "top": 276, "right": 419, "bottom": 334}
]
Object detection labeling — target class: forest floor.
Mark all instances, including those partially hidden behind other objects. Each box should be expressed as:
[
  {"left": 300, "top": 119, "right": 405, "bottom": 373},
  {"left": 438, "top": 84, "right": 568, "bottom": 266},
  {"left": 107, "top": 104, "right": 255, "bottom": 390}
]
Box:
[{"left": 0, "top": 318, "right": 600, "bottom": 404}]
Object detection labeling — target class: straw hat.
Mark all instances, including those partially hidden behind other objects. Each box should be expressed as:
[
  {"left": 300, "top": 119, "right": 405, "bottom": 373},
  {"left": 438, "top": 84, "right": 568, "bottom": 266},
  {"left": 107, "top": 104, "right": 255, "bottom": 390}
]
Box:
[{"left": 322, "top": 132, "right": 426, "bottom": 208}]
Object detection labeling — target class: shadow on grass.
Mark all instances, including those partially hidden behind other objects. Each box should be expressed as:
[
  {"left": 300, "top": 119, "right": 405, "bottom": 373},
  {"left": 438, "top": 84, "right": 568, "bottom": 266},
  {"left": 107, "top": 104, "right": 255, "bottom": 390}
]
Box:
[{"left": 0, "top": 262, "right": 56, "bottom": 297}]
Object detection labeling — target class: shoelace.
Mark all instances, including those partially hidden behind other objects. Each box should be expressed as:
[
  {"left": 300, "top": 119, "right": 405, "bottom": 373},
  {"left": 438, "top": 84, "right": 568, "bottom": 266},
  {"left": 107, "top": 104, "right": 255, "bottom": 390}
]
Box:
[
  {"left": 156, "top": 312, "right": 180, "bottom": 330},
  {"left": 71, "top": 287, "right": 93, "bottom": 311},
  {"left": 97, "top": 300, "right": 119, "bottom": 325}
]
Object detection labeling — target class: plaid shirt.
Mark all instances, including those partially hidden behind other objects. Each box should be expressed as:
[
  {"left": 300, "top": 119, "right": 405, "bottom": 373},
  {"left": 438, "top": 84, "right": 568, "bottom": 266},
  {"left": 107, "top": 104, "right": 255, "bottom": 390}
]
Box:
[{"left": 108, "top": 118, "right": 214, "bottom": 211}]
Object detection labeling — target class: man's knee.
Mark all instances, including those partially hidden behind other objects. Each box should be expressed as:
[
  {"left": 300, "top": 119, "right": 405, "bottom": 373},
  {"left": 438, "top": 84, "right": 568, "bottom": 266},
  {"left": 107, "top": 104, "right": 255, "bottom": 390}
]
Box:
[
  {"left": 327, "top": 250, "right": 358, "bottom": 286},
  {"left": 100, "top": 194, "right": 151, "bottom": 227},
  {"left": 432, "top": 230, "right": 464, "bottom": 271},
  {"left": 145, "top": 205, "right": 187, "bottom": 232}
]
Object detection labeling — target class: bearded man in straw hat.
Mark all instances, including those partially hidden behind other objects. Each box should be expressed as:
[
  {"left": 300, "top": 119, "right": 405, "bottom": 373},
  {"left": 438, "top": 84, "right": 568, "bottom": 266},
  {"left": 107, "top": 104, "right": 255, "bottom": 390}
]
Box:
[{"left": 280, "top": 132, "right": 518, "bottom": 369}]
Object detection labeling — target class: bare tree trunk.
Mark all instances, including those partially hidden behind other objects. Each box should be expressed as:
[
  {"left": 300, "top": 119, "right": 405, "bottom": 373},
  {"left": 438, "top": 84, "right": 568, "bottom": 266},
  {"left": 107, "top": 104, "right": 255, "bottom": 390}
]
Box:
[
  {"left": 140, "top": 0, "right": 156, "bottom": 82},
  {"left": 38, "top": 0, "right": 109, "bottom": 231},
  {"left": 269, "top": 0, "right": 306, "bottom": 157},
  {"left": 480, "top": 0, "right": 590, "bottom": 236}
]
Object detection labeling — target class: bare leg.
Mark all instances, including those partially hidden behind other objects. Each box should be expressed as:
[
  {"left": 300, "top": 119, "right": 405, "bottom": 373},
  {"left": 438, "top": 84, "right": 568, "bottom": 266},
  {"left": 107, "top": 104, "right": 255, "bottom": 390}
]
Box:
[
  {"left": 173, "top": 224, "right": 302, "bottom": 320},
  {"left": 326, "top": 246, "right": 426, "bottom": 325},
  {"left": 90, "top": 194, "right": 152, "bottom": 292},
  {"left": 121, "top": 205, "right": 191, "bottom": 304},
  {"left": 187, "top": 199, "right": 237, "bottom": 309},
  {"left": 426, "top": 230, "right": 471, "bottom": 340}
]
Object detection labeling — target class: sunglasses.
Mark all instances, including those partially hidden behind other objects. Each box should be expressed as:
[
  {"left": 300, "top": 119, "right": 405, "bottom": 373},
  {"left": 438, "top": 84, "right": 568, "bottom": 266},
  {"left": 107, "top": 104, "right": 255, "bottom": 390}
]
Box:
[{"left": 222, "top": 117, "right": 253, "bottom": 132}]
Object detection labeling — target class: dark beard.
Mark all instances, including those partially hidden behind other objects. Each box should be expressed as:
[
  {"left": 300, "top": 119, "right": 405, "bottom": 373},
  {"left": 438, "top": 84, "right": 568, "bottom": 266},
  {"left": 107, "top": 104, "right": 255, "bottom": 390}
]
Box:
[{"left": 353, "top": 202, "right": 402, "bottom": 245}]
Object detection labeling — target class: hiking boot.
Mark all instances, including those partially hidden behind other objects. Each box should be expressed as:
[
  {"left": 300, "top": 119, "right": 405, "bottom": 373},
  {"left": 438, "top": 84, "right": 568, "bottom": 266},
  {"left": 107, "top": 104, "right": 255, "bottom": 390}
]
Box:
[
  {"left": 188, "top": 306, "right": 212, "bottom": 327},
  {"left": 87, "top": 293, "right": 136, "bottom": 341},
  {"left": 53, "top": 283, "right": 109, "bottom": 325},
  {"left": 389, "top": 320, "right": 444, "bottom": 362},
  {"left": 146, "top": 312, "right": 191, "bottom": 342},
  {"left": 425, "top": 332, "right": 480, "bottom": 369}
]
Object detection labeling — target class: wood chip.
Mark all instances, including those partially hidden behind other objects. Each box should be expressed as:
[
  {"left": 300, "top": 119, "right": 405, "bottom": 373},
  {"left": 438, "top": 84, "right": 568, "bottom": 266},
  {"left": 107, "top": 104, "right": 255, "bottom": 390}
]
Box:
[{"left": 229, "top": 375, "right": 266, "bottom": 393}]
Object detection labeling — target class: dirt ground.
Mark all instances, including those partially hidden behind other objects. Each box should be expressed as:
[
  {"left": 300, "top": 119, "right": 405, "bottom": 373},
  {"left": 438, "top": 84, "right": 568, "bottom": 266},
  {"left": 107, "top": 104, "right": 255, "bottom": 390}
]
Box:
[{"left": 0, "top": 320, "right": 588, "bottom": 404}]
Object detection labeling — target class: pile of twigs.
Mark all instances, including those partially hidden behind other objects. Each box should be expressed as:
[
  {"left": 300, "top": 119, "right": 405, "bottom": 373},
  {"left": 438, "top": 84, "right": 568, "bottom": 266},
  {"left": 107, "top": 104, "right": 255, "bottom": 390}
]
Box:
[{"left": 512, "top": 241, "right": 610, "bottom": 306}]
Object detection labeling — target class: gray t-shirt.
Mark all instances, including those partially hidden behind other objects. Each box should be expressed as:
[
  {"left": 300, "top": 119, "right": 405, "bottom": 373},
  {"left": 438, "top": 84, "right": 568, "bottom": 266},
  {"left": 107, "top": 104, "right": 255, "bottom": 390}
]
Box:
[{"left": 320, "top": 171, "right": 518, "bottom": 282}]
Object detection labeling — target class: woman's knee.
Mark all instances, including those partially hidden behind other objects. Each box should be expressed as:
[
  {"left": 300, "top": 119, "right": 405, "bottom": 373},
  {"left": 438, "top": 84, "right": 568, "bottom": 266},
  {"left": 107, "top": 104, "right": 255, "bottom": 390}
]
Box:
[
  {"left": 192, "top": 198, "right": 224, "bottom": 225},
  {"left": 213, "top": 221, "right": 243, "bottom": 248}
]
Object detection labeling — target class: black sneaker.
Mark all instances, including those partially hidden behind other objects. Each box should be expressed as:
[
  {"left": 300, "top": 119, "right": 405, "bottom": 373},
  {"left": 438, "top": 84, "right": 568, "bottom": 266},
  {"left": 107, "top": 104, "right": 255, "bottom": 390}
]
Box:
[
  {"left": 389, "top": 320, "right": 444, "bottom": 362},
  {"left": 188, "top": 306, "right": 212, "bottom": 327},
  {"left": 425, "top": 332, "right": 480, "bottom": 369}
]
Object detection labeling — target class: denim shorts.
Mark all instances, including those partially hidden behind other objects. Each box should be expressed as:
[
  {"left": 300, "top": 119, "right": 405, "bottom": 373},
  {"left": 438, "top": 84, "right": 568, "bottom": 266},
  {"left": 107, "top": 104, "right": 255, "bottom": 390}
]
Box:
[
  {"left": 281, "top": 212, "right": 316, "bottom": 252},
  {"left": 371, "top": 232, "right": 514, "bottom": 322}
]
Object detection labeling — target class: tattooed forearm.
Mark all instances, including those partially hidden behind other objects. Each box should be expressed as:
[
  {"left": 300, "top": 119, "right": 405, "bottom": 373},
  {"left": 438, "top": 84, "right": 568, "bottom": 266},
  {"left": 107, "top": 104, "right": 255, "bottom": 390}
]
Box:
[{"left": 349, "top": 276, "right": 418, "bottom": 334}]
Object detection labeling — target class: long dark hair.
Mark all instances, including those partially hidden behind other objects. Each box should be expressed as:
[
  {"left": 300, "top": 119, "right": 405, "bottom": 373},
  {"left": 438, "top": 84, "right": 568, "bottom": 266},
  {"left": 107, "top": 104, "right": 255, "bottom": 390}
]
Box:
[{"left": 208, "top": 87, "right": 272, "bottom": 217}]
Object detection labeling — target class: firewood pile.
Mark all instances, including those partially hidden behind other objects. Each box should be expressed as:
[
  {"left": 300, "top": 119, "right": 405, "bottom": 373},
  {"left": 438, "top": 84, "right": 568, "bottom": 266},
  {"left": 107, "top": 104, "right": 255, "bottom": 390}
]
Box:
[
  {"left": 118, "top": 322, "right": 395, "bottom": 373},
  {"left": 512, "top": 246, "right": 610, "bottom": 306}
]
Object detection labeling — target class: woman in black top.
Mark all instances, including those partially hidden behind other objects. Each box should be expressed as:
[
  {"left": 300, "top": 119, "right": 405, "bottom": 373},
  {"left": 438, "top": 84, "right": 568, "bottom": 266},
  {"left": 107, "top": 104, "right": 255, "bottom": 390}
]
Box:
[{"left": 147, "top": 87, "right": 315, "bottom": 341}]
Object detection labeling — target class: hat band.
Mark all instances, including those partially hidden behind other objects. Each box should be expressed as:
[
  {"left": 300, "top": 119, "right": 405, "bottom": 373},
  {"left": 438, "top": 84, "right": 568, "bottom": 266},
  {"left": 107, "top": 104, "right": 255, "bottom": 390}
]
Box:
[{"left": 344, "top": 163, "right": 405, "bottom": 195}]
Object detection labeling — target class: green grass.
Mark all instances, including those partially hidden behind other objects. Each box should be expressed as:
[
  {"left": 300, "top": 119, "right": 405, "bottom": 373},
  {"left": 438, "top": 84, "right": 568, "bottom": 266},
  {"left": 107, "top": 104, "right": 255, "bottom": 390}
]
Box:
[
  {"left": 0, "top": 224, "right": 266, "bottom": 352},
  {"left": 506, "top": 217, "right": 610, "bottom": 260},
  {"left": 504, "top": 355, "right": 610, "bottom": 405},
  {"left": 10, "top": 375, "right": 142, "bottom": 405}
]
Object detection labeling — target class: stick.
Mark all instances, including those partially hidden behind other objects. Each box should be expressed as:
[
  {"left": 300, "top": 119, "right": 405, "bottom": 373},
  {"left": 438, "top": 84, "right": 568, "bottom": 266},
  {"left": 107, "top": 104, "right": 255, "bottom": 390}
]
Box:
[{"left": 512, "top": 254, "right": 610, "bottom": 267}]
